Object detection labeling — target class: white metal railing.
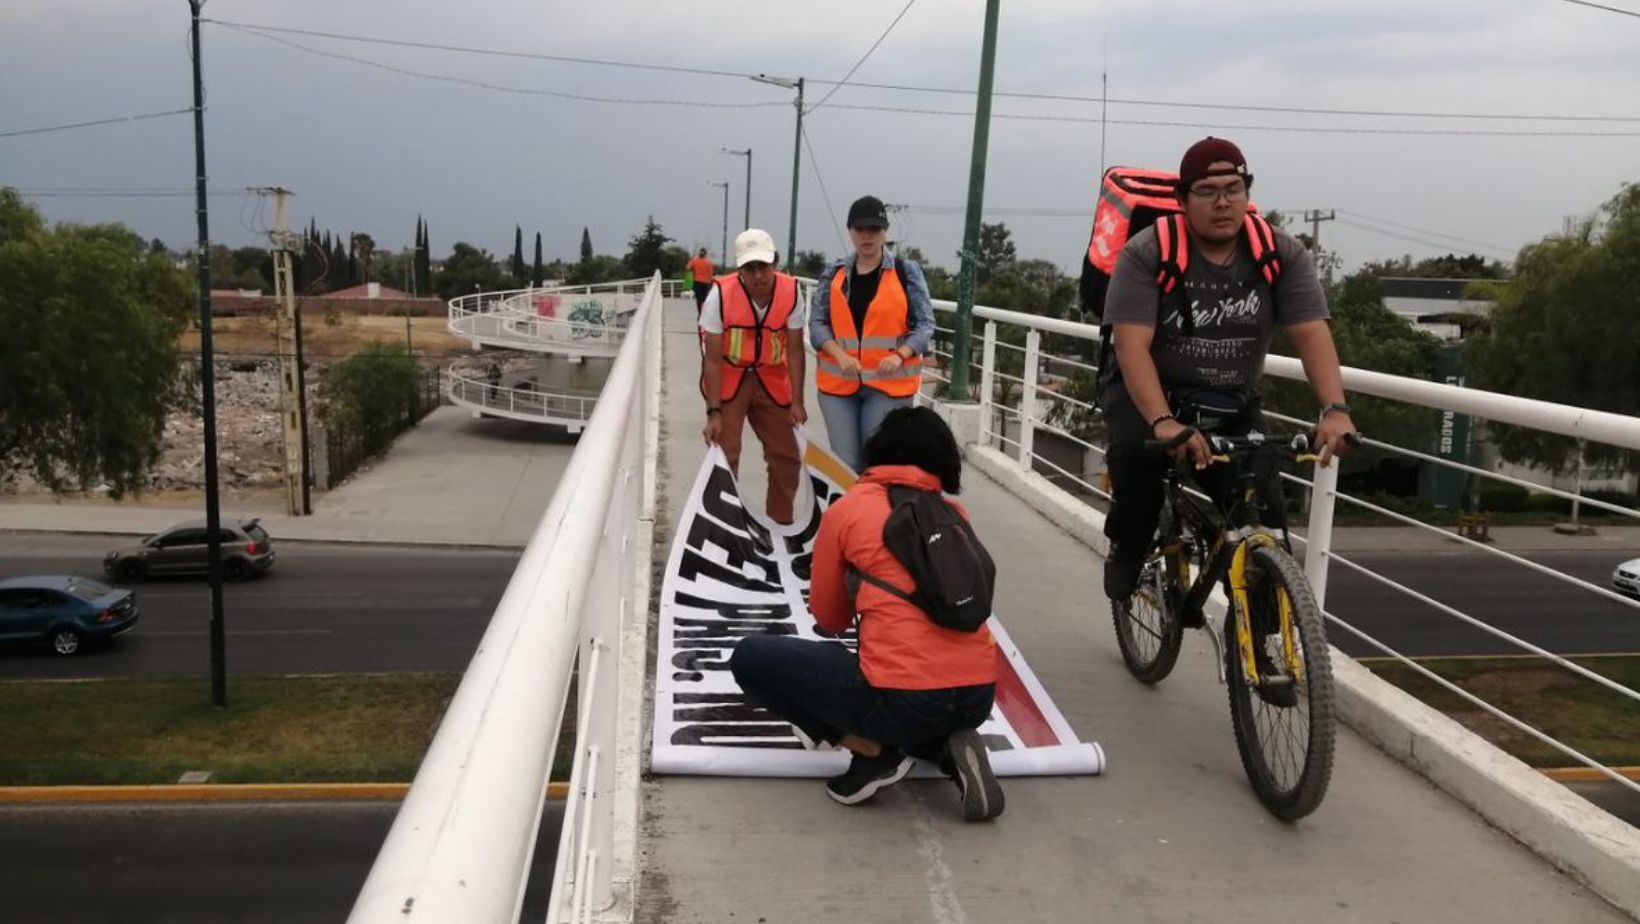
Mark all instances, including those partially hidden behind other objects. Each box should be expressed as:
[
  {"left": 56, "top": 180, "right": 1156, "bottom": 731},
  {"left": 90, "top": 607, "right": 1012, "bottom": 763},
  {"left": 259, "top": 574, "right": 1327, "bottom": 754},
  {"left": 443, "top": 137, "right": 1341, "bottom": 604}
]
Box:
[
  {"left": 448, "top": 279, "right": 652, "bottom": 355},
  {"left": 349, "top": 274, "right": 662, "bottom": 923},
  {"left": 926, "top": 299, "right": 1640, "bottom": 797},
  {"left": 447, "top": 368, "right": 598, "bottom": 425}
]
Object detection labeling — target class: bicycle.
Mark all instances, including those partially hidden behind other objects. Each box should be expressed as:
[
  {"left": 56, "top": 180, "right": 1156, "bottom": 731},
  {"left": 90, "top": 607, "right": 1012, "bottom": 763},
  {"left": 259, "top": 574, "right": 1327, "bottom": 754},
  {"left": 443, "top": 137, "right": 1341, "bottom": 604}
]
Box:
[{"left": 1112, "top": 428, "right": 1349, "bottom": 821}]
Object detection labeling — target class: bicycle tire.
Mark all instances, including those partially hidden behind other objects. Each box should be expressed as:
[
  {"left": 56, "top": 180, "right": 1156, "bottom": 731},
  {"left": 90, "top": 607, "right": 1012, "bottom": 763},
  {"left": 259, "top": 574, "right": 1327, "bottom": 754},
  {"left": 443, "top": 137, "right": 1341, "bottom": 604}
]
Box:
[
  {"left": 1113, "top": 550, "right": 1185, "bottom": 684},
  {"left": 1224, "top": 543, "right": 1336, "bottom": 822}
]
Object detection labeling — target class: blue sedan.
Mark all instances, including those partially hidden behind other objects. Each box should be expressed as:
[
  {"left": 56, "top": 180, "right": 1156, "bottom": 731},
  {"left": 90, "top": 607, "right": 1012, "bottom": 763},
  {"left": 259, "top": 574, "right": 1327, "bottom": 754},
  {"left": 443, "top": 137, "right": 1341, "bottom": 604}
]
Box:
[{"left": 0, "top": 575, "right": 140, "bottom": 656}]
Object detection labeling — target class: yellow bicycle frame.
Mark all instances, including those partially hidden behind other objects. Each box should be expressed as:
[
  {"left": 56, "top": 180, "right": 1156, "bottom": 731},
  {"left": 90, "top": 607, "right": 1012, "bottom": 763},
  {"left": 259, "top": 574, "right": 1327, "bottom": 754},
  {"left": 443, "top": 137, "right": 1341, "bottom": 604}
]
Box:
[{"left": 1226, "top": 530, "right": 1303, "bottom": 686}]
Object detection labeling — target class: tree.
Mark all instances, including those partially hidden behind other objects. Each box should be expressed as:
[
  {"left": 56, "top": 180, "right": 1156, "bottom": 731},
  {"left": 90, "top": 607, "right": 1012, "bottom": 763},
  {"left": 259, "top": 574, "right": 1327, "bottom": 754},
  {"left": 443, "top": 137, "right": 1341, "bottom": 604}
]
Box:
[
  {"left": 532, "top": 232, "right": 544, "bottom": 287},
  {"left": 579, "top": 227, "right": 594, "bottom": 263},
  {"left": 659, "top": 245, "right": 690, "bottom": 279},
  {"left": 0, "top": 189, "right": 193, "bottom": 496},
  {"left": 319, "top": 344, "right": 424, "bottom": 456},
  {"left": 1466, "top": 183, "right": 1640, "bottom": 474},
  {"left": 623, "top": 215, "right": 673, "bottom": 279},
  {"left": 352, "top": 232, "right": 376, "bottom": 285},
  {"left": 415, "top": 218, "right": 432, "bottom": 298},
  {"left": 346, "top": 235, "right": 358, "bottom": 287},
  {"left": 792, "top": 249, "right": 829, "bottom": 277},
  {"left": 511, "top": 225, "right": 525, "bottom": 285},
  {"left": 567, "top": 254, "right": 625, "bottom": 285},
  {"left": 434, "top": 242, "right": 508, "bottom": 300},
  {"left": 976, "top": 221, "right": 1017, "bottom": 285}
]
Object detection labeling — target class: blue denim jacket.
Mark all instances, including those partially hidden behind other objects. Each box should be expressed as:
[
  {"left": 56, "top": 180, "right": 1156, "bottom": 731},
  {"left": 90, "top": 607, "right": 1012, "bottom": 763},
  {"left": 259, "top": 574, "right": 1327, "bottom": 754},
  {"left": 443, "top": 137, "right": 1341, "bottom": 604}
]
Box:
[{"left": 808, "top": 250, "right": 936, "bottom": 356}]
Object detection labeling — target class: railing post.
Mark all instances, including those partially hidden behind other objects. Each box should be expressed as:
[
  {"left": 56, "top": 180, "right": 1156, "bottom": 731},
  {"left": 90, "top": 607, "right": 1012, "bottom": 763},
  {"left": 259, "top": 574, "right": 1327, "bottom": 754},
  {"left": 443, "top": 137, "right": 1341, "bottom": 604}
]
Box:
[
  {"left": 978, "top": 321, "right": 997, "bottom": 448},
  {"left": 1019, "top": 329, "right": 1040, "bottom": 469},
  {"left": 1303, "top": 459, "right": 1339, "bottom": 609}
]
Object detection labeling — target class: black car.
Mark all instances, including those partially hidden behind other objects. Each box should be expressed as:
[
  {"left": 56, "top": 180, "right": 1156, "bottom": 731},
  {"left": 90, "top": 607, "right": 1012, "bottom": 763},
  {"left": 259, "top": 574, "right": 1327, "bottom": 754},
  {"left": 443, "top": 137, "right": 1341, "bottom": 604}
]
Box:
[
  {"left": 0, "top": 575, "right": 140, "bottom": 656},
  {"left": 104, "top": 518, "right": 275, "bottom": 583}
]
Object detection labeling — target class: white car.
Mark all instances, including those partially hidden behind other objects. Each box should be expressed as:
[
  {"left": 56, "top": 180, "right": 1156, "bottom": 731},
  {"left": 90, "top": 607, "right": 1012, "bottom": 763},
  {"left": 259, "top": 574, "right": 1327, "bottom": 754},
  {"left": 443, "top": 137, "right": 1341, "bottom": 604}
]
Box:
[{"left": 1614, "top": 558, "right": 1640, "bottom": 597}]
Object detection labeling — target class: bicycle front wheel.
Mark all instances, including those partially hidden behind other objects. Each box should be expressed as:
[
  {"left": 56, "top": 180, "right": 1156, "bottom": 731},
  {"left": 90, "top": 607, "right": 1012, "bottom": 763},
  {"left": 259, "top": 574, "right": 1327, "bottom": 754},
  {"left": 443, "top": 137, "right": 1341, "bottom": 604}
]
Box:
[
  {"left": 1224, "top": 543, "right": 1336, "bottom": 822},
  {"left": 1113, "top": 552, "right": 1185, "bottom": 684}
]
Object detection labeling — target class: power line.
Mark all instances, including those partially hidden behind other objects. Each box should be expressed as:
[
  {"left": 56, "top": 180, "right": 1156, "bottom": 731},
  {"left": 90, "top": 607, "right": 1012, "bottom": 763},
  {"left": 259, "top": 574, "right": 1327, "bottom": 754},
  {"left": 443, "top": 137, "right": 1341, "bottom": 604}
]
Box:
[
  {"left": 12, "top": 188, "right": 243, "bottom": 198},
  {"left": 1334, "top": 216, "right": 1515, "bottom": 258},
  {"left": 800, "top": 125, "right": 847, "bottom": 251},
  {"left": 1333, "top": 209, "right": 1512, "bottom": 254},
  {"left": 806, "top": 0, "right": 918, "bottom": 114},
  {"left": 0, "top": 108, "right": 194, "bottom": 140},
  {"left": 820, "top": 101, "right": 1640, "bottom": 137},
  {"left": 1559, "top": 0, "right": 1640, "bottom": 19},
  {"left": 201, "top": 19, "right": 1640, "bottom": 125},
  {"left": 219, "top": 23, "right": 785, "bottom": 109}
]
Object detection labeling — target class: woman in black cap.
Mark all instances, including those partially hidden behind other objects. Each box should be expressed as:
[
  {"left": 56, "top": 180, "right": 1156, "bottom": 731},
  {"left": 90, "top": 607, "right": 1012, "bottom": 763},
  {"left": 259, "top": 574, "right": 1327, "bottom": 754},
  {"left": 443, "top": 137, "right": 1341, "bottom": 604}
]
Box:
[{"left": 808, "top": 195, "right": 936, "bottom": 472}]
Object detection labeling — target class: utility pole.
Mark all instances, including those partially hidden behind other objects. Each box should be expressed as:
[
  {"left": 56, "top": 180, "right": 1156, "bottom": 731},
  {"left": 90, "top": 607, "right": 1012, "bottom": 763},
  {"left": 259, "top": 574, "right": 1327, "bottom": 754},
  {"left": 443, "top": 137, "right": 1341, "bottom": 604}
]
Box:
[
  {"left": 948, "top": 0, "right": 1002, "bottom": 400},
  {"left": 190, "top": 0, "right": 228, "bottom": 708},
  {"left": 254, "top": 186, "right": 310, "bottom": 518},
  {"left": 710, "top": 181, "right": 730, "bottom": 267},
  {"left": 752, "top": 75, "right": 804, "bottom": 264},
  {"left": 723, "top": 147, "right": 752, "bottom": 231},
  {"left": 1302, "top": 209, "right": 1336, "bottom": 253}
]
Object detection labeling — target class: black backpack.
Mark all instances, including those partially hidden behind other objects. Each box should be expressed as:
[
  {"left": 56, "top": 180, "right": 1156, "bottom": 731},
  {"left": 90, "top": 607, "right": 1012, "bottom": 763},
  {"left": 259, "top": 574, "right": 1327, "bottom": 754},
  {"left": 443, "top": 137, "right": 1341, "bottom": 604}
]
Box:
[{"left": 850, "top": 485, "right": 996, "bottom": 633}]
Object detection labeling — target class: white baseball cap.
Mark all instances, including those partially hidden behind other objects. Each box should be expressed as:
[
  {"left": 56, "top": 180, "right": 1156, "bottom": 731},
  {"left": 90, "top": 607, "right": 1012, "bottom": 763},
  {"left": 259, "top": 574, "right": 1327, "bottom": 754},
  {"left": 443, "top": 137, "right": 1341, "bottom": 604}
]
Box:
[{"left": 733, "top": 228, "right": 778, "bottom": 267}]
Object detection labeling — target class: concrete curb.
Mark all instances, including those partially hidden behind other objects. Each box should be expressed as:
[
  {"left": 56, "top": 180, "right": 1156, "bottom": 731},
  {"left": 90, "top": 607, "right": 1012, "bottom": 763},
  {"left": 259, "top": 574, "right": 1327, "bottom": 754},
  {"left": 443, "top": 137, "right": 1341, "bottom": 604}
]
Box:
[
  {"left": 0, "top": 781, "right": 569, "bottom": 804},
  {"left": 959, "top": 437, "right": 1640, "bottom": 918}
]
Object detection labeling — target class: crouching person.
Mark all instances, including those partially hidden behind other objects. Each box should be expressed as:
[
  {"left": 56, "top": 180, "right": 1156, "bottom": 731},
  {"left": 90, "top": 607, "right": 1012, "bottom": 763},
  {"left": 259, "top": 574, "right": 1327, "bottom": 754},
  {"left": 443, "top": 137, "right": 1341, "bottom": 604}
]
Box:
[{"left": 729, "top": 406, "right": 1005, "bottom": 822}]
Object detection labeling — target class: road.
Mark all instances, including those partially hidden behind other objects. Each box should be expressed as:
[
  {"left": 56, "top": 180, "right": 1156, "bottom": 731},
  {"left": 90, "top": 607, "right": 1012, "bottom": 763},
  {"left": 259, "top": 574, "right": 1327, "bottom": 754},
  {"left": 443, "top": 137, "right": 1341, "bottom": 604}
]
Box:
[
  {"left": 0, "top": 533, "right": 519, "bottom": 678},
  {"left": 1324, "top": 547, "right": 1640, "bottom": 657},
  {"left": 0, "top": 799, "right": 564, "bottom": 924}
]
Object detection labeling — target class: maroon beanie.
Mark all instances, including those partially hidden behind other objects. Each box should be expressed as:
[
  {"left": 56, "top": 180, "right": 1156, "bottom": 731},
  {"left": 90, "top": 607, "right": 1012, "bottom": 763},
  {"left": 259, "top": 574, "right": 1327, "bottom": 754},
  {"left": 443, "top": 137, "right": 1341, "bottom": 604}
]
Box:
[{"left": 1177, "top": 137, "right": 1251, "bottom": 195}]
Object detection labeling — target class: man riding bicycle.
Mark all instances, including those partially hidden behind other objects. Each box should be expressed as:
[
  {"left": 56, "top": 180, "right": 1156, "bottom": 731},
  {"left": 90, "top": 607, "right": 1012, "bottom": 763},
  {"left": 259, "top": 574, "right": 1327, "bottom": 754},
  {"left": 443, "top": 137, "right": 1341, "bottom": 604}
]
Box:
[{"left": 1101, "top": 137, "right": 1357, "bottom": 608}]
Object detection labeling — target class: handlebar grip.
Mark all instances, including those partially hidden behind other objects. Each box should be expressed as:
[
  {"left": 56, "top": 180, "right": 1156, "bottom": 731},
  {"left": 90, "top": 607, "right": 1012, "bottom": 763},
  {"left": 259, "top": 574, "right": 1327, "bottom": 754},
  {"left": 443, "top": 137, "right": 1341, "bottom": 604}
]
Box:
[{"left": 1143, "top": 426, "right": 1198, "bottom": 453}]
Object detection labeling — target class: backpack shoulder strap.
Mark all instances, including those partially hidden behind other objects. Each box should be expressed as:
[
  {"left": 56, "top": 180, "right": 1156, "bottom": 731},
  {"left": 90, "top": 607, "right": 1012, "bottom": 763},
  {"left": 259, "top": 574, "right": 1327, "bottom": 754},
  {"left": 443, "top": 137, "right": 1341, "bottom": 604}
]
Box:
[
  {"left": 1243, "top": 213, "right": 1284, "bottom": 288},
  {"left": 1154, "top": 213, "right": 1190, "bottom": 295}
]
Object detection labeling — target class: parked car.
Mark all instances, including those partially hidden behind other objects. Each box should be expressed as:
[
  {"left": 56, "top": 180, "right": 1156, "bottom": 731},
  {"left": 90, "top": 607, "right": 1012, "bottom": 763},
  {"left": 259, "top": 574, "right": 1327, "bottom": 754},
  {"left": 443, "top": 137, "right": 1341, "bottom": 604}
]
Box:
[
  {"left": 1614, "top": 557, "right": 1640, "bottom": 597},
  {"left": 0, "top": 575, "right": 140, "bottom": 656},
  {"left": 104, "top": 518, "right": 275, "bottom": 583}
]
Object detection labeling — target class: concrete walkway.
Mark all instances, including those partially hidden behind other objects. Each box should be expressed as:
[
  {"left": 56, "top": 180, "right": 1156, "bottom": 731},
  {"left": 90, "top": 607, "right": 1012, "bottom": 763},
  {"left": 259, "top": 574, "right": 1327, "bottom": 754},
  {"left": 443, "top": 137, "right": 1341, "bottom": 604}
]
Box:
[
  {"left": 0, "top": 406, "right": 574, "bottom": 547},
  {"left": 638, "top": 299, "right": 1625, "bottom": 923}
]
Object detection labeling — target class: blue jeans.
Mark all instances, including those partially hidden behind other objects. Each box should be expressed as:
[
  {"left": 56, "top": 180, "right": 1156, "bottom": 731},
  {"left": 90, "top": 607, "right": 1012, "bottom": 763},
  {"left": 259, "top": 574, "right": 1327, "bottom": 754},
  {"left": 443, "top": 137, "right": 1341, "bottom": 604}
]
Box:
[
  {"left": 817, "top": 389, "right": 914, "bottom": 474},
  {"left": 729, "top": 634, "right": 994, "bottom": 760}
]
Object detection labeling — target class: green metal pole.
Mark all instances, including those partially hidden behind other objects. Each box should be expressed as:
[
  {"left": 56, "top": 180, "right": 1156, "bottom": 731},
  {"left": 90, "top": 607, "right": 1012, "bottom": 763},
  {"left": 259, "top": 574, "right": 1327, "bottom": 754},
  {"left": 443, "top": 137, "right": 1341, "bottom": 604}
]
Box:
[
  {"left": 948, "top": 0, "right": 1001, "bottom": 400},
  {"left": 786, "top": 79, "right": 804, "bottom": 266},
  {"left": 190, "top": 0, "right": 228, "bottom": 707}
]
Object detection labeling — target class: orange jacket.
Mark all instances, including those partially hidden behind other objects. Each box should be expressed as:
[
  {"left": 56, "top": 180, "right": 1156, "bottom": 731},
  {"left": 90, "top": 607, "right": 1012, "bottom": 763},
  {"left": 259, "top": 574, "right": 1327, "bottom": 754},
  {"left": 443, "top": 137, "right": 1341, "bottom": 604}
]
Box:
[
  {"left": 814, "top": 266, "right": 923, "bottom": 398},
  {"left": 810, "top": 465, "right": 997, "bottom": 690},
  {"left": 686, "top": 256, "right": 716, "bottom": 283},
  {"left": 714, "top": 272, "right": 798, "bottom": 406}
]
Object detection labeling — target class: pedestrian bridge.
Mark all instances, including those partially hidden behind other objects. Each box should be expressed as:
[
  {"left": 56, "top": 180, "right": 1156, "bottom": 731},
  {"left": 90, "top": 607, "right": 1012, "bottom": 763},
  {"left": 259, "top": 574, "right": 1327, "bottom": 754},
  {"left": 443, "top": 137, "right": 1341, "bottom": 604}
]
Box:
[{"left": 352, "top": 274, "right": 1640, "bottom": 922}]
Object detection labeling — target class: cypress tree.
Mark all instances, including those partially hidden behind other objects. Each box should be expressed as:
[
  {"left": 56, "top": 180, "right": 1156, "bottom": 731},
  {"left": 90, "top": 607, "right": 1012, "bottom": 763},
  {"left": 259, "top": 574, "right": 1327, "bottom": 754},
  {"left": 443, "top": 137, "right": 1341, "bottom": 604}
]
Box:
[{"left": 532, "top": 231, "right": 544, "bottom": 287}]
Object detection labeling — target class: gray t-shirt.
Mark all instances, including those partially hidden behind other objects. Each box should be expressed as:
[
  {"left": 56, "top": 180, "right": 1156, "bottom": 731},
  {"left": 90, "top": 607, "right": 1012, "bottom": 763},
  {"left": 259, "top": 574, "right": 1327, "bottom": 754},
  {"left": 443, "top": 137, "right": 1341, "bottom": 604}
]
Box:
[{"left": 1104, "top": 223, "right": 1328, "bottom": 391}]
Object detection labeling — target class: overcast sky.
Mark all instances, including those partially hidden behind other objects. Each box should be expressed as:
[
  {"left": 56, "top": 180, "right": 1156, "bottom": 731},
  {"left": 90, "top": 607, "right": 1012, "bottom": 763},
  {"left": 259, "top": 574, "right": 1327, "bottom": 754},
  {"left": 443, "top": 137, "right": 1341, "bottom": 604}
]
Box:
[{"left": 4, "top": 0, "right": 1639, "bottom": 277}]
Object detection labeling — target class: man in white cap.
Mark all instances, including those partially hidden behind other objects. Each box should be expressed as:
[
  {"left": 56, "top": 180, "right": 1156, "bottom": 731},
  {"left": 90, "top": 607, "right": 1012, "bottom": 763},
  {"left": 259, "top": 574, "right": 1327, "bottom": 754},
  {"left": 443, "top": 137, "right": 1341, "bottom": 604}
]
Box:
[{"left": 700, "top": 228, "right": 808, "bottom": 524}]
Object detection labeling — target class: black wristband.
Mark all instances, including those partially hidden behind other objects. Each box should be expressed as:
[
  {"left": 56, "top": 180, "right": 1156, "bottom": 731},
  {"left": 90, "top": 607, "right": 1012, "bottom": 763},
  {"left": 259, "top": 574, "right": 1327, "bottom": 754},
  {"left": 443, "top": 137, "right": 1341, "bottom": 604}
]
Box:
[{"left": 1148, "top": 413, "right": 1175, "bottom": 433}]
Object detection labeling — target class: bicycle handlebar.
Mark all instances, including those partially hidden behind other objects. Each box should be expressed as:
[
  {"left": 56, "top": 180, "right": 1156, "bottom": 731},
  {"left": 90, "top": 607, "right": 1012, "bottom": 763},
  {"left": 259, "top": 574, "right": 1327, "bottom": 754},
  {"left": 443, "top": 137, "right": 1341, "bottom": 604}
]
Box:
[{"left": 1143, "top": 429, "right": 1362, "bottom": 458}]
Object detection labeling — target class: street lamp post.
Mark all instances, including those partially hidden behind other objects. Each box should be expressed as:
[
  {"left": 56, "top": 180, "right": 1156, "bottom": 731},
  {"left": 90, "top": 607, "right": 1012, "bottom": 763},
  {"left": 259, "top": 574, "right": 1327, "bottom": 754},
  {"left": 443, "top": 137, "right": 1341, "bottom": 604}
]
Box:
[
  {"left": 722, "top": 147, "right": 752, "bottom": 231},
  {"left": 751, "top": 74, "right": 804, "bottom": 266},
  {"left": 949, "top": 0, "right": 1002, "bottom": 400},
  {"left": 710, "top": 181, "right": 730, "bottom": 268}
]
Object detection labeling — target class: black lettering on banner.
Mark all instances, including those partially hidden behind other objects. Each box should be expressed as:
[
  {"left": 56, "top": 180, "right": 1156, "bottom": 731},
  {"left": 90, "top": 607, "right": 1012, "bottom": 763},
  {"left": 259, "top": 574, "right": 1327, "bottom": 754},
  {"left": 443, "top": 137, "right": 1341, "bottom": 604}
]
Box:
[
  {"left": 673, "top": 618, "right": 795, "bottom": 642},
  {"left": 700, "top": 464, "right": 774, "bottom": 554},
  {"left": 789, "top": 551, "right": 813, "bottom": 583},
  {"left": 685, "top": 515, "right": 779, "bottom": 585},
  {"left": 670, "top": 723, "right": 797, "bottom": 748},
  {"left": 782, "top": 494, "right": 825, "bottom": 555},
  {"left": 678, "top": 548, "right": 781, "bottom": 594},
  {"left": 672, "top": 648, "right": 732, "bottom": 682},
  {"left": 672, "top": 592, "right": 793, "bottom": 623}
]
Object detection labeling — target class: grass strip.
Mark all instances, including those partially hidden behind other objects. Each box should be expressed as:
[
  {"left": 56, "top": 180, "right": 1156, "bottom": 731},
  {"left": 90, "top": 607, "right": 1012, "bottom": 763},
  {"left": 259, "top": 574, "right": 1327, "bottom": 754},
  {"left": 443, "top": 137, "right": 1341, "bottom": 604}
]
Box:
[
  {"left": 0, "top": 673, "right": 575, "bottom": 786},
  {"left": 1362, "top": 654, "right": 1640, "bottom": 768}
]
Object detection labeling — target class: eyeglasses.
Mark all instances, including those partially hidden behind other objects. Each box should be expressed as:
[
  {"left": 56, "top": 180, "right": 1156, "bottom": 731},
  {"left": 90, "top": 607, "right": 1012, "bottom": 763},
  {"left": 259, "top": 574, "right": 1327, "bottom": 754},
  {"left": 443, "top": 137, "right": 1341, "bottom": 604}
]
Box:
[{"left": 1187, "top": 181, "right": 1248, "bottom": 204}]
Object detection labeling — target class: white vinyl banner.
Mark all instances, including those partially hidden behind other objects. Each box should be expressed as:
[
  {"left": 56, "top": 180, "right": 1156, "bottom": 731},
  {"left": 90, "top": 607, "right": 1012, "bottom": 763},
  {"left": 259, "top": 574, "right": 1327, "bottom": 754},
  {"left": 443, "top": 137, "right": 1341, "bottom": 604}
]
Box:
[{"left": 651, "top": 429, "right": 1105, "bottom": 778}]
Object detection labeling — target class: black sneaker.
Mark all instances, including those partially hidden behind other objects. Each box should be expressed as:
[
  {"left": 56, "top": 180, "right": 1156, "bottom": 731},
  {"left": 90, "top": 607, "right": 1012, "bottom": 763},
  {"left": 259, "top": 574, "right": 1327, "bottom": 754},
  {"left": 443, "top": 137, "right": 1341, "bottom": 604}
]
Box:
[
  {"left": 825, "top": 748, "right": 914, "bottom": 805},
  {"left": 1104, "top": 554, "right": 1143, "bottom": 601},
  {"left": 944, "top": 729, "right": 1004, "bottom": 822}
]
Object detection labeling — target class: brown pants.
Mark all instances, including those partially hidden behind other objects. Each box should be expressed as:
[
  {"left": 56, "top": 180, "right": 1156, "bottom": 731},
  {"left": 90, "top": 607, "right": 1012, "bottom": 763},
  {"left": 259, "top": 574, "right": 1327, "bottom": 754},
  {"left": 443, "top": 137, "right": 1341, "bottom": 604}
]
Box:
[{"left": 717, "top": 381, "right": 801, "bottom": 525}]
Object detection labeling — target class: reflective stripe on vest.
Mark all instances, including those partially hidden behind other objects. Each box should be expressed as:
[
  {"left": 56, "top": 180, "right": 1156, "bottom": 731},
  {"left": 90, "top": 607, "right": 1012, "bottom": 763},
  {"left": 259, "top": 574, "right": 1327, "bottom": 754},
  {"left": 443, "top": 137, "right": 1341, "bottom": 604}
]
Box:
[
  {"left": 815, "top": 266, "right": 922, "bottom": 398},
  {"left": 716, "top": 272, "right": 797, "bottom": 406}
]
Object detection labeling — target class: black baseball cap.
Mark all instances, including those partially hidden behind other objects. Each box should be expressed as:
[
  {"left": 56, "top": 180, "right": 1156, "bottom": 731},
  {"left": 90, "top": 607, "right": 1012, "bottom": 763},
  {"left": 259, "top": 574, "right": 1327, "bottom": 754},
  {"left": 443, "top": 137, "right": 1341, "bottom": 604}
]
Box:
[{"left": 846, "top": 195, "right": 889, "bottom": 230}]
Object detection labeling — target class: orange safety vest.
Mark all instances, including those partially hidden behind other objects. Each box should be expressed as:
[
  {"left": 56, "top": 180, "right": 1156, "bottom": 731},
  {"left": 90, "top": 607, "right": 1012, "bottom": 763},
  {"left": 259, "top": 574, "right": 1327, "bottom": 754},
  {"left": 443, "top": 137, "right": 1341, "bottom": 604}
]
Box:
[
  {"left": 687, "top": 257, "right": 716, "bottom": 284},
  {"left": 815, "top": 264, "right": 922, "bottom": 398},
  {"left": 714, "top": 272, "right": 798, "bottom": 407}
]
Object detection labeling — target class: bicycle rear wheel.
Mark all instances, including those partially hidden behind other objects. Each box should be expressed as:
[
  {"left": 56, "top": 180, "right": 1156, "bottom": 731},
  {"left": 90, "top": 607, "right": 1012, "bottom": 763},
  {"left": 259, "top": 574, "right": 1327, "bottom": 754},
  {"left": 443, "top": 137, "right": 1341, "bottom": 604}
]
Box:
[
  {"left": 1113, "top": 551, "right": 1185, "bottom": 684},
  {"left": 1224, "top": 544, "right": 1336, "bottom": 822}
]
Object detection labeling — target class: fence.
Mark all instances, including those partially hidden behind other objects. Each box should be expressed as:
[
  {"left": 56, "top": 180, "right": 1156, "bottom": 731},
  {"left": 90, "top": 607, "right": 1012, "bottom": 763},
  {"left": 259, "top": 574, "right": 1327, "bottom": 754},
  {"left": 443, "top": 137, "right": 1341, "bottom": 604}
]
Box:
[
  {"left": 348, "top": 274, "right": 662, "bottom": 923},
  {"left": 317, "top": 367, "right": 443, "bottom": 490}
]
